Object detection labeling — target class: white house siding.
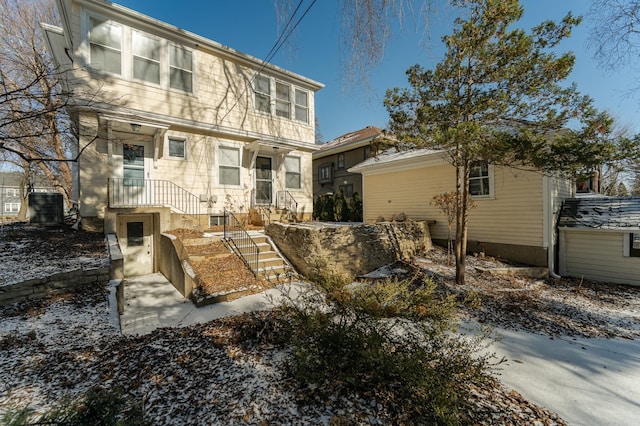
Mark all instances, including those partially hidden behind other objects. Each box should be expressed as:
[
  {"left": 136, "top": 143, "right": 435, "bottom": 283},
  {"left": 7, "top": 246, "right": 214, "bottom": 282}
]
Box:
[
  {"left": 363, "top": 165, "right": 546, "bottom": 248},
  {"left": 559, "top": 230, "right": 640, "bottom": 286}
]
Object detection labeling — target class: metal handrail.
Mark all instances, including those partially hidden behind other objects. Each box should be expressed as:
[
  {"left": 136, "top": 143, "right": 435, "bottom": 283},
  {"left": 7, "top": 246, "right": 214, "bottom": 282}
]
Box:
[
  {"left": 276, "top": 190, "right": 298, "bottom": 215},
  {"left": 223, "top": 209, "right": 259, "bottom": 278},
  {"left": 107, "top": 178, "right": 201, "bottom": 217}
]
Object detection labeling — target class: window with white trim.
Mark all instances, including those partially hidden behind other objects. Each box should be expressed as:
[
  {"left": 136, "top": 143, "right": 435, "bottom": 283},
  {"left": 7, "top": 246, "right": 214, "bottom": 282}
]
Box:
[
  {"left": 318, "top": 164, "right": 332, "bottom": 183},
  {"left": 469, "top": 161, "right": 491, "bottom": 197},
  {"left": 254, "top": 74, "right": 310, "bottom": 124},
  {"left": 219, "top": 146, "right": 241, "bottom": 186},
  {"left": 337, "top": 153, "right": 345, "bottom": 169},
  {"left": 275, "top": 82, "right": 291, "bottom": 119},
  {"left": 170, "top": 45, "right": 193, "bottom": 92},
  {"left": 4, "top": 203, "right": 19, "bottom": 213},
  {"left": 168, "top": 138, "right": 186, "bottom": 159},
  {"left": 294, "top": 88, "right": 309, "bottom": 123},
  {"left": 630, "top": 233, "right": 640, "bottom": 258},
  {"left": 254, "top": 75, "right": 271, "bottom": 113},
  {"left": 89, "top": 17, "right": 122, "bottom": 75},
  {"left": 132, "top": 31, "right": 160, "bottom": 84},
  {"left": 285, "top": 156, "right": 301, "bottom": 189},
  {"left": 4, "top": 188, "right": 19, "bottom": 197}
]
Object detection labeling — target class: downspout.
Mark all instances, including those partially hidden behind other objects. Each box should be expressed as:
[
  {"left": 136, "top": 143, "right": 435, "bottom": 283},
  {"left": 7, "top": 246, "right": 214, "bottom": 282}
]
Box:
[{"left": 544, "top": 175, "right": 561, "bottom": 279}]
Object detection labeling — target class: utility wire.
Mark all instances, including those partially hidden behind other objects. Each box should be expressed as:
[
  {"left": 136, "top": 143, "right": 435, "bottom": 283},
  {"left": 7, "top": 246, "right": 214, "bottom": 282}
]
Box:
[{"left": 217, "top": 0, "right": 317, "bottom": 125}]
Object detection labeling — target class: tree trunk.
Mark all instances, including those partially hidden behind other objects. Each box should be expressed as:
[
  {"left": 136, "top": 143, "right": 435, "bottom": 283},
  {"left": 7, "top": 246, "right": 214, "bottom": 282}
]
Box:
[{"left": 455, "top": 161, "right": 470, "bottom": 285}]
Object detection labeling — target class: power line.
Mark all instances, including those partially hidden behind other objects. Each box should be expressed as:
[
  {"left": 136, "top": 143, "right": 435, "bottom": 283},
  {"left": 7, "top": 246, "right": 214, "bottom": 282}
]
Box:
[{"left": 217, "top": 0, "right": 317, "bottom": 126}]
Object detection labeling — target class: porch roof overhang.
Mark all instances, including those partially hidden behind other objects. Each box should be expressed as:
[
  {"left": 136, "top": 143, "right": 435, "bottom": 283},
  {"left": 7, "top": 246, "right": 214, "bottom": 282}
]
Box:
[
  {"left": 99, "top": 113, "right": 170, "bottom": 168},
  {"left": 245, "top": 140, "right": 296, "bottom": 173}
]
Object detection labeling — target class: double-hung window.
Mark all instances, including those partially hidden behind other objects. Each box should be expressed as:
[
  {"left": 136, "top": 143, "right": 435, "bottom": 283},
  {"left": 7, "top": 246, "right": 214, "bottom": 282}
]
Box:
[
  {"left": 254, "top": 75, "right": 271, "bottom": 113},
  {"left": 276, "top": 82, "right": 291, "bottom": 119},
  {"left": 294, "top": 89, "right": 309, "bottom": 123},
  {"left": 219, "top": 146, "right": 241, "bottom": 186},
  {"left": 318, "top": 164, "right": 332, "bottom": 183},
  {"left": 469, "top": 161, "right": 491, "bottom": 197},
  {"left": 285, "top": 156, "right": 301, "bottom": 189},
  {"left": 5, "top": 203, "right": 19, "bottom": 213},
  {"left": 170, "top": 45, "right": 193, "bottom": 92},
  {"left": 89, "top": 17, "right": 122, "bottom": 75},
  {"left": 337, "top": 154, "right": 345, "bottom": 169},
  {"left": 133, "top": 31, "right": 160, "bottom": 84}
]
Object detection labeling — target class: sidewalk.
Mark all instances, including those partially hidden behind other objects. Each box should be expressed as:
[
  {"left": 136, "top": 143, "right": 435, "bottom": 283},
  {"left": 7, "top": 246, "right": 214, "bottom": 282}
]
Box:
[{"left": 117, "top": 272, "right": 307, "bottom": 335}]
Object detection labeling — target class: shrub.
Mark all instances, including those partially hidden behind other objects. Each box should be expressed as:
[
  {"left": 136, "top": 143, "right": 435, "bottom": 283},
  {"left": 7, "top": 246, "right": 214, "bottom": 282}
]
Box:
[{"left": 281, "top": 272, "right": 492, "bottom": 425}]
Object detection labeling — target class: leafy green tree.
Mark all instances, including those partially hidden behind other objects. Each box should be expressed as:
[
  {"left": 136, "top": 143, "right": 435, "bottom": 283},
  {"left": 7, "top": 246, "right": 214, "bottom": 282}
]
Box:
[{"left": 385, "top": 0, "right": 639, "bottom": 284}]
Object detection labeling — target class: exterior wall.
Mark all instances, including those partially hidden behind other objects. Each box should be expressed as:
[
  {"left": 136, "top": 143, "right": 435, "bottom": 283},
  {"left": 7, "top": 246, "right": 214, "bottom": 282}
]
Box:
[
  {"left": 362, "top": 163, "right": 549, "bottom": 264},
  {"left": 64, "top": 1, "right": 317, "bottom": 144},
  {"left": 559, "top": 230, "right": 640, "bottom": 286},
  {"left": 313, "top": 146, "right": 369, "bottom": 198},
  {"left": 62, "top": 0, "right": 320, "bottom": 231}
]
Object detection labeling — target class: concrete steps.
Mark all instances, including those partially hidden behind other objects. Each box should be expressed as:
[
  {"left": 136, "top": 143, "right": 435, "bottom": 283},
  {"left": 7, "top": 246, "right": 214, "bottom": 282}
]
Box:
[{"left": 233, "top": 232, "right": 294, "bottom": 282}]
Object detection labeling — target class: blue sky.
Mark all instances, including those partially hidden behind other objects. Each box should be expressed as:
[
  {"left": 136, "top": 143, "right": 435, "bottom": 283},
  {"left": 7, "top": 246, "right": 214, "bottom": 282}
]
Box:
[{"left": 115, "top": 0, "right": 640, "bottom": 142}]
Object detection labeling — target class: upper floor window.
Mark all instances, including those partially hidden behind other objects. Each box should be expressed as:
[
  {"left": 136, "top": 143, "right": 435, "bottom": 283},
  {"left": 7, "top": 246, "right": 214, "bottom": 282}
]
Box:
[
  {"left": 168, "top": 138, "right": 186, "bottom": 159},
  {"left": 337, "top": 153, "right": 345, "bottom": 169},
  {"left": 170, "top": 45, "right": 193, "bottom": 92},
  {"left": 318, "top": 163, "right": 332, "bottom": 183},
  {"left": 219, "top": 146, "right": 241, "bottom": 186},
  {"left": 294, "top": 89, "right": 308, "bottom": 123},
  {"left": 4, "top": 188, "right": 19, "bottom": 197},
  {"left": 254, "top": 74, "right": 310, "bottom": 124},
  {"left": 276, "top": 82, "right": 291, "bottom": 119},
  {"left": 254, "top": 75, "right": 271, "bottom": 113},
  {"left": 89, "top": 17, "right": 122, "bottom": 75},
  {"left": 133, "top": 31, "right": 160, "bottom": 84},
  {"left": 285, "top": 156, "right": 301, "bottom": 189},
  {"left": 469, "top": 161, "right": 492, "bottom": 197}
]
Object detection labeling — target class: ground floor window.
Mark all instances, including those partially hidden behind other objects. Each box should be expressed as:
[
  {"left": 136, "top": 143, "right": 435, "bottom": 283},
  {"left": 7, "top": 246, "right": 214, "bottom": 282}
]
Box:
[
  {"left": 631, "top": 233, "right": 640, "bottom": 258},
  {"left": 285, "top": 156, "right": 301, "bottom": 189},
  {"left": 4, "top": 203, "right": 20, "bottom": 213}
]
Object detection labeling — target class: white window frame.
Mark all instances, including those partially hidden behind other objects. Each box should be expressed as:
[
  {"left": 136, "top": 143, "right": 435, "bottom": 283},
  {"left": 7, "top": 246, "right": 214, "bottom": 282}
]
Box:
[
  {"left": 132, "top": 30, "right": 161, "bottom": 85},
  {"left": 294, "top": 88, "right": 309, "bottom": 123},
  {"left": 253, "top": 74, "right": 311, "bottom": 125},
  {"left": 169, "top": 43, "right": 194, "bottom": 93},
  {"left": 217, "top": 144, "right": 242, "bottom": 187},
  {"left": 284, "top": 155, "right": 302, "bottom": 190},
  {"left": 275, "top": 81, "right": 291, "bottom": 119},
  {"left": 5, "top": 188, "right": 19, "bottom": 197},
  {"left": 167, "top": 137, "right": 187, "bottom": 160},
  {"left": 4, "top": 203, "right": 20, "bottom": 213},
  {"left": 469, "top": 161, "right": 494, "bottom": 199},
  {"left": 318, "top": 163, "right": 333, "bottom": 183},
  {"left": 87, "top": 14, "right": 123, "bottom": 76}
]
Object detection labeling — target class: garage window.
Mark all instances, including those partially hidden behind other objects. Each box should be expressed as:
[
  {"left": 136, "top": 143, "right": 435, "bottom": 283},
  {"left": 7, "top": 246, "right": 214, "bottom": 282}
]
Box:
[{"left": 631, "top": 233, "right": 640, "bottom": 258}]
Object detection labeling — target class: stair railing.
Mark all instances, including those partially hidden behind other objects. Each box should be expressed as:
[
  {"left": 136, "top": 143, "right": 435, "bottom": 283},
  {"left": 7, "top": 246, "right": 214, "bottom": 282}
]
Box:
[
  {"left": 276, "top": 190, "right": 298, "bottom": 220},
  {"left": 223, "top": 209, "right": 259, "bottom": 278}
]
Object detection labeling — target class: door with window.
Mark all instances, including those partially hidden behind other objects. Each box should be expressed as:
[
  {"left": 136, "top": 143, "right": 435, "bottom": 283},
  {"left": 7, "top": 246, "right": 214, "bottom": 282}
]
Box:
[
  {"left": 122, "top": 142, "right": 153, "bottom": 205},
  {"left": 255, "top": 156, "right": 273, "bottom": 205},
  {"left": 117, "top": 214, "right": 154, "bottom": 277}
]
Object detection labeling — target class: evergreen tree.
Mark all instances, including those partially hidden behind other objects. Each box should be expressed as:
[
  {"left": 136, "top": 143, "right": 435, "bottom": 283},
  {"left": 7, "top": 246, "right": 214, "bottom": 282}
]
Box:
[{"left": 385, "top": 0, "right": 639, "bottom": 284}]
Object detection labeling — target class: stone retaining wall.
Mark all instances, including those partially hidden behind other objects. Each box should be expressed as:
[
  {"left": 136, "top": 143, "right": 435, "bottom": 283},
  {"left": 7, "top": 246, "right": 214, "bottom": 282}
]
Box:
[
  {"left": 0, "top": 266, "right": 110, "bottom": 306},
  {"left": 265, "top": 221, "right": 432, "bottom": 279}
]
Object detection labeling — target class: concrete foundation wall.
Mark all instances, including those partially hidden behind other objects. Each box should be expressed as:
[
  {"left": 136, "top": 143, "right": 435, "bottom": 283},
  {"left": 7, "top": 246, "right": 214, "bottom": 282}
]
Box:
[
  {"left": 158, "top": 233, "right": 196, "bottom": 298},
  {"left": 266, "top": 221, "right": 432, "bottom": 279},
  {"left": 432, "top": 239, "right": 548, "bottom": 267}
]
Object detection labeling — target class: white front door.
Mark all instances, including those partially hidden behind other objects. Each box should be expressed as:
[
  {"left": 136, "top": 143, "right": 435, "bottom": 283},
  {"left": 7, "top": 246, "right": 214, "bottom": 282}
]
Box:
[
  {"left": 121, "top": 141, "right": 154, "bottom": 205},
  {"left": 117, "top": 214, "right": 154, "bottom": 277}
]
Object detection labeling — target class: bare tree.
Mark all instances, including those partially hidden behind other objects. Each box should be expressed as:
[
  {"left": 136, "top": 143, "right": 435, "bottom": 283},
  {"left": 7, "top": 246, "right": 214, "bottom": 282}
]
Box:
[
  {"left": 588, "top": 0, "right": 640, "bottom": 71},
  {"left": 274, "top": 0, "right": 437, "bottom": 90},
  {"left": 0, "top": 0, "right": 76, "bottom": 215}
]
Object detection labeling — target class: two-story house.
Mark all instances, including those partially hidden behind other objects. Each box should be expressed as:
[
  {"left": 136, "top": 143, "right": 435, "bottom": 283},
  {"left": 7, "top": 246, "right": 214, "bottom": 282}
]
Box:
[
  {"left": 42, "top": 0, "right": 323, "bottom": 276},
  {"left": 312, "top": 126, "right": 388, "bottom": 199}
]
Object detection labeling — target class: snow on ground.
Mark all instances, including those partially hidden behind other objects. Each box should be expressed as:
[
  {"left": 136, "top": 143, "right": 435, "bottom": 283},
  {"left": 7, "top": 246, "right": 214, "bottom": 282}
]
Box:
[{"left": 2, "top": 225, "right": 640, "bottom": 424}]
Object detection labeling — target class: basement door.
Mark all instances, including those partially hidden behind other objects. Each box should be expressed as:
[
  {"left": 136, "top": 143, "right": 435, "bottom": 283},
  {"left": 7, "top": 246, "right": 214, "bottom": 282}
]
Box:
[{"left": 117, "top": 214, "right": 154, "bottom": 277}]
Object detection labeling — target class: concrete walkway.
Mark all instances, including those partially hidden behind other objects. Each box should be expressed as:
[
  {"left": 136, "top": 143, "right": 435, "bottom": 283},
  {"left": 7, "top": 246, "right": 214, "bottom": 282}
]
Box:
[{"left": 118, "top": 273, "right": 307, "bottom": 335}]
